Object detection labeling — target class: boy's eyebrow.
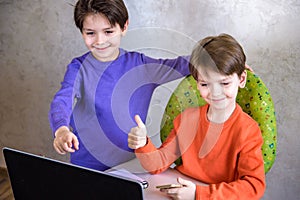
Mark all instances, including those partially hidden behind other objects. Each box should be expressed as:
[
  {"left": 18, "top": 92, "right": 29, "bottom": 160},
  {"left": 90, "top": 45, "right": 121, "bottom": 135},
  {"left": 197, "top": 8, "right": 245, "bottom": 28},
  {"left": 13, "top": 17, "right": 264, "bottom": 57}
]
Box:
[
  {"left": 197, "top": 76, "right": 232, "bottom": 82},
  {"left": 197, "top": 78, "right": 206, "bottom": 82},
  {"left": 220, "top": 77, "right": 230, "bottom": 81},
  {"left": 82, "top": 26, "right": 115, "bottom": 32},
  {"left": 221, "top": 76, "right": 234, "bottom": 81},
  {"left": 82, "top": 28, "right": 94, "bottom": 31}
]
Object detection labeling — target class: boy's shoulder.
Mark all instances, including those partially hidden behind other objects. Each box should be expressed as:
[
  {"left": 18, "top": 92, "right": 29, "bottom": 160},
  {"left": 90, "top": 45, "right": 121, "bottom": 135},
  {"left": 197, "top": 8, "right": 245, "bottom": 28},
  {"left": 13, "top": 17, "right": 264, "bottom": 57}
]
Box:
[
  {"left": 232, "top": 105, "right": 262, "bottom": 140},
  {"left": 120, "top": 49, "right": 146, "bottom": 59},
  {"left": 236, "top": 104, "right": 259, "bottom": 126},
  {"left": 71, "top": 52, "right": 91, "bottom": 63}
]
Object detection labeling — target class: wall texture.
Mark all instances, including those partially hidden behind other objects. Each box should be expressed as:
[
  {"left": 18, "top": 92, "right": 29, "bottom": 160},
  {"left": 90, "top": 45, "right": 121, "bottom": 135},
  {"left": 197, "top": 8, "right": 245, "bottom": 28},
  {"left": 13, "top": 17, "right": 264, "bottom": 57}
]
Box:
[{"left": 0, "top": 0, "right": 299, "bottom": 199}]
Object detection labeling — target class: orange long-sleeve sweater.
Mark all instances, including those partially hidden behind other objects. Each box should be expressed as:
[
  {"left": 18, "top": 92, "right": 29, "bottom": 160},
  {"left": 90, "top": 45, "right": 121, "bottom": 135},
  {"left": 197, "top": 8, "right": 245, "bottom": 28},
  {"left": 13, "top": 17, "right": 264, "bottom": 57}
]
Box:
[{"left": 135, "top": 104, "right": 265, "bottom": 199}]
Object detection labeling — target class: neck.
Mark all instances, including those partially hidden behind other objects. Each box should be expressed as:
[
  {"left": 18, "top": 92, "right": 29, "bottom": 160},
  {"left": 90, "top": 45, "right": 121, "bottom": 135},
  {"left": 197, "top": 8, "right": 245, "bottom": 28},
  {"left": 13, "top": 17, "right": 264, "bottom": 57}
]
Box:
[{"left": 207, "top": 104, "right": 236, "bottom": 123}]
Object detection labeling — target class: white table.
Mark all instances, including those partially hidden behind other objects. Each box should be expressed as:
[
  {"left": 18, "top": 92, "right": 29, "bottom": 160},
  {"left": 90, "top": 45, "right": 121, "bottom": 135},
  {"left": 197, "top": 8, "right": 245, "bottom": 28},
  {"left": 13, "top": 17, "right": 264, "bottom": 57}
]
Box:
[{"left": 108, "top": 158, "right": 205, "bottom": 199}]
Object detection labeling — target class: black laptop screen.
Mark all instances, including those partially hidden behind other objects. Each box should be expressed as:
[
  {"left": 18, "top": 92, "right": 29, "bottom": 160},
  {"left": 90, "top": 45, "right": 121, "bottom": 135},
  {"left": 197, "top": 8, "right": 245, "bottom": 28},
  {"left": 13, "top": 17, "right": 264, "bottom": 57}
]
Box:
[{"left": 3, "top": 148, "right": 143, "bottom": 200}]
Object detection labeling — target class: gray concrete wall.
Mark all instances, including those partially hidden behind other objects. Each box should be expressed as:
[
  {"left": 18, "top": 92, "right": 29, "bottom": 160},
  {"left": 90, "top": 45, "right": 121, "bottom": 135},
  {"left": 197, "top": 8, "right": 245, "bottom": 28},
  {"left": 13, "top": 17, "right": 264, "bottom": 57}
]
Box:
[{"left": 0, "top": 0, "right": 299, "bottom": 199}]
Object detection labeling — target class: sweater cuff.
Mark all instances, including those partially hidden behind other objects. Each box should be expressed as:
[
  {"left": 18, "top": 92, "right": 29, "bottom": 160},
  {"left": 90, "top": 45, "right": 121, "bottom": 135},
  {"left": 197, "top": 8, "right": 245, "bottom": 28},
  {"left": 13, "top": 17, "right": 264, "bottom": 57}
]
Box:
[
  {"left": 135, "top": 137, "right": 156, "bottom": 153},
  {"left": 196, "top": 185, "right": 210, "bottom": 200}
]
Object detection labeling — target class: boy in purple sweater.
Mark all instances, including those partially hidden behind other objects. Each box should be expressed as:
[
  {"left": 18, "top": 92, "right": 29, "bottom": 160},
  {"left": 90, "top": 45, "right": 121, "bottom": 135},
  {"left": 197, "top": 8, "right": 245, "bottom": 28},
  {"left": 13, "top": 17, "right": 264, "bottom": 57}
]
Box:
[{"left": 49, "top": 0, "right": 190, "bottom": 171}]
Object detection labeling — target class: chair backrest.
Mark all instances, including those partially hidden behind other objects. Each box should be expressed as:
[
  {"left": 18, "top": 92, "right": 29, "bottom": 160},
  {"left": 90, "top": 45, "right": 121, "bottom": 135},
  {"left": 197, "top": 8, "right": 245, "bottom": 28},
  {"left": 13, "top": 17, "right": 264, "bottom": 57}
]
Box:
[{"left": 160, "top": 70, "right": 277, "bottom": 173}]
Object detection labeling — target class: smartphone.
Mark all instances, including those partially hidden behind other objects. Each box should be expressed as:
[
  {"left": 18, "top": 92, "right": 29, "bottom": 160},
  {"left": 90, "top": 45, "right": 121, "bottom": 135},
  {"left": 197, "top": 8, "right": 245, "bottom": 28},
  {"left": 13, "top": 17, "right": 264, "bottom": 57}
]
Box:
[{"left": 156, "top": 184, "right": 184, "bottom": 189}]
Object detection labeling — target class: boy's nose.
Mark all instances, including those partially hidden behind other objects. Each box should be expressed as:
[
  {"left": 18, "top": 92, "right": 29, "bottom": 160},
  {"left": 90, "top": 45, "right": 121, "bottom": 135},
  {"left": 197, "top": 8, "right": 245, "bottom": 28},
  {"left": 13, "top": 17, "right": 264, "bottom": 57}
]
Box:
[
  {"left": 211, "top": 84, "right": 223, "bottom": 96},
  {"left": 96, "top": 33, "right": 107, "bottom": 45}
]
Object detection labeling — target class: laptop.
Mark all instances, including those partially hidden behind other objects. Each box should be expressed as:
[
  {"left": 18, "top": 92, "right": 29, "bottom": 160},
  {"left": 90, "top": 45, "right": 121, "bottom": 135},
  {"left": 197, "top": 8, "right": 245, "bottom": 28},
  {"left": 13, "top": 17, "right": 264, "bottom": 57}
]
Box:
[{"left": 3, "top": 147, "right": 144, "bottom": 200}]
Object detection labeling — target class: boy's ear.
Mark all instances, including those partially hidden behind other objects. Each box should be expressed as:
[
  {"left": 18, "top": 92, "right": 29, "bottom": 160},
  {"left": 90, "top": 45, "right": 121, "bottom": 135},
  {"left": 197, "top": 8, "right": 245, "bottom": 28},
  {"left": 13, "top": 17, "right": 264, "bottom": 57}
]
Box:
[
  {"left": 239, "top": 70, "right": 247, "bottom": 88},
  {"left": 121, "top": 20, "right": 129, "bottom": 36}
]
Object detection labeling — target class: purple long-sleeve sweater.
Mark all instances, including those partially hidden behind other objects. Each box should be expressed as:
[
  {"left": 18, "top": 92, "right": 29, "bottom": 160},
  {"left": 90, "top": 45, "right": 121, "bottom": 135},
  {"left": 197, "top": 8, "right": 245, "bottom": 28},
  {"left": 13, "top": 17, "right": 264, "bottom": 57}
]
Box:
[{"left": 49, "top": 48, "right": 190, "bottom": 171}]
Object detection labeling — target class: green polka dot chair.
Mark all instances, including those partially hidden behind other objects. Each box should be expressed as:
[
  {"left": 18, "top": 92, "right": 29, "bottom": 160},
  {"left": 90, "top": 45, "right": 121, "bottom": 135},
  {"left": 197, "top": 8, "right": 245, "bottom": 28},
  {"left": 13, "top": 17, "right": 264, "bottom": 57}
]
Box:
[{"left": 160, "top": 70, "right": 277, "bottom": 173}]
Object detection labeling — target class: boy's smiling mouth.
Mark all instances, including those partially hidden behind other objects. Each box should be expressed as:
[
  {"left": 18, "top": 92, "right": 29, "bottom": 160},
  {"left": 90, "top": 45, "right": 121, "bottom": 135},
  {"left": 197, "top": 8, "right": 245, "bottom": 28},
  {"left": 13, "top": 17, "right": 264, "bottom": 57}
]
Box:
[{"left": 93, "top": 45, "right": 110, "bottom": 51}]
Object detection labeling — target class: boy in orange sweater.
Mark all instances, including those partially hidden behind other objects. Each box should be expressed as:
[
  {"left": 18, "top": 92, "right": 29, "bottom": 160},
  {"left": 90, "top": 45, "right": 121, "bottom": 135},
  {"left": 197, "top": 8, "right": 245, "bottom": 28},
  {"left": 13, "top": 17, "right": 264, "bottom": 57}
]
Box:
[{"left": 128, "top": 33, "right": 265, "bottom": 199}]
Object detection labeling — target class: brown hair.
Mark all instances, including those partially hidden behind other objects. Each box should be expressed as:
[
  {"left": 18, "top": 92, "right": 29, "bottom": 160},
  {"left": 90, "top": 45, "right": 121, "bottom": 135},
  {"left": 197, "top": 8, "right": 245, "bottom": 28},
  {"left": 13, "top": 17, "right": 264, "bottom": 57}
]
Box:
[
  {"left": 189, "top": 33, "right": 246, "bottom": 81},
  {"left": 74, "top": 0, "right": 129, "bottom": 32}
]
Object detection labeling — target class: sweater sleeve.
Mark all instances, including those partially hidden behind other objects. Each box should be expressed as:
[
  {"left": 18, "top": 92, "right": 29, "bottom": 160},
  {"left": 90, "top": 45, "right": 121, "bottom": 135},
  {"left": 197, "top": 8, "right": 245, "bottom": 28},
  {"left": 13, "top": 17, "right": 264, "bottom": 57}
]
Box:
[
  {"left": 195, "top": 123, "right": 266, "bottom": 200},
  {"left": 135, "top": 109, "right": 199, "bottom": 174},
  {"left": 141, "top": 54, "right": 191, "bottom": 84},
  {"left": 135, "top": 129, "right": 181, "bottom": 174},
  {"left": 48, "top": 58, "right": 81, "bottom": 135}
]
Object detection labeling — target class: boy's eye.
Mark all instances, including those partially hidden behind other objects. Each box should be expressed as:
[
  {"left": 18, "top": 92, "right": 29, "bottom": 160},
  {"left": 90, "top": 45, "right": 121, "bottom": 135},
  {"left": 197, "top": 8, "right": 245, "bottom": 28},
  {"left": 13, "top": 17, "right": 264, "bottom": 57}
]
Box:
[
  {"left": 86, "top": 31, "right": 95, "bottom": 35},
  {"left": 197, "top": 80, "right": 208, "bottom": 87},
  {"left": 105, "top": 30, "right": 114, "bottom": 35},
  {"left": 222, "top": 82, "right": 231, "bottom": 86},
  {"left": 198, "top": 82, "right": 207, "bottom": 87}
]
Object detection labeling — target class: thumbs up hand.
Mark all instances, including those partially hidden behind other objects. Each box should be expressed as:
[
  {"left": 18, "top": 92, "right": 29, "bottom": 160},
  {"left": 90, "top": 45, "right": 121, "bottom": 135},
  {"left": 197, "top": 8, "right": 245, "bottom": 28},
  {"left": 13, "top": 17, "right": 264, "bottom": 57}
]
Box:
[{"left": 128, "top": 115, "right": 147, "bottom": 149}]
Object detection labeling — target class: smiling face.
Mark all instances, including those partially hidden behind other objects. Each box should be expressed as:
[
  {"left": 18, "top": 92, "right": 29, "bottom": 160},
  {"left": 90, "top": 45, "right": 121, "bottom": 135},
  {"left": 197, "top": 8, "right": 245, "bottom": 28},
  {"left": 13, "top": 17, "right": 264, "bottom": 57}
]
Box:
[
  {"left": 197, "top": 68, "right": 246, "bottom": 120},
  {"left": 189, "top": 34, "right": 247, "bottom": 122},
  {"left": 82, "top": 13, "right": 128, "bottom": 62}
]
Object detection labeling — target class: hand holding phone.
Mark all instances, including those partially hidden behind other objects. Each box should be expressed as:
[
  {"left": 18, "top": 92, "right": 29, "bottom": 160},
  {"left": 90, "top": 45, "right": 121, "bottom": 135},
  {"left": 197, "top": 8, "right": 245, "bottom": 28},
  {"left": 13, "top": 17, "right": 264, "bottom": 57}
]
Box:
[{"left": 157, "top": 178, "right": 196, "bottom": 199}]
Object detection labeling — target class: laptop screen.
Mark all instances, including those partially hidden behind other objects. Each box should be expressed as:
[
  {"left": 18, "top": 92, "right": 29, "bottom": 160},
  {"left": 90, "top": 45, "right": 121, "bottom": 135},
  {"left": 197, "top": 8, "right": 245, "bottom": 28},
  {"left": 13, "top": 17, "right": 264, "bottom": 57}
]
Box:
[{"left": 3, "top": 147, "right": 144, "bottom": 200}]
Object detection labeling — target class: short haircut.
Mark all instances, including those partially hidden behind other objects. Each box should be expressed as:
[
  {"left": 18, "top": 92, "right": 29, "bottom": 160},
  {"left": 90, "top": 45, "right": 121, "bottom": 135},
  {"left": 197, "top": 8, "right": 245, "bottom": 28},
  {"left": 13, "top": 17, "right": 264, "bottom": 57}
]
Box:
[
  {"left": 189, "top": 33, "right": 246, "bottom": 81},
  {"left": 74, "top": 0, "right": 129, "bottom": 32}
]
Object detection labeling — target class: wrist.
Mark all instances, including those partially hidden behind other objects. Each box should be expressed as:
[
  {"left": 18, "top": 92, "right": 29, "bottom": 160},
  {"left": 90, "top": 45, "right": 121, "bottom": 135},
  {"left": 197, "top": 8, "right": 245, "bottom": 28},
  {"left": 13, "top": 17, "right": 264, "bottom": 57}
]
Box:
[
  {"left": 54, "top": 126, "right": 70, "bottom": 137},
  {"left": 141, "top": 137, "right": 149, "bottom": 147}
]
